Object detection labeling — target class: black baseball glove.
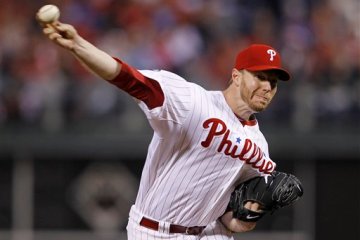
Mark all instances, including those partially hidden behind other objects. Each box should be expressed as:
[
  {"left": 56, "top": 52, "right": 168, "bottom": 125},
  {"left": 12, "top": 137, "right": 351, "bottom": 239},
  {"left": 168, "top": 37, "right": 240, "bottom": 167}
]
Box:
[{"left": 227, "top": 171, "right": 304, "bottom": 222}]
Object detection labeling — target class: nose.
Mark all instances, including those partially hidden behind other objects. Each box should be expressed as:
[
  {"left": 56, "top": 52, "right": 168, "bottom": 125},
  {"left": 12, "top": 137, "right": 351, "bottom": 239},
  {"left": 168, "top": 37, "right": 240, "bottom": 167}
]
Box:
[{"left": 261, "top": 80, "right": 272, "bottom": 92}]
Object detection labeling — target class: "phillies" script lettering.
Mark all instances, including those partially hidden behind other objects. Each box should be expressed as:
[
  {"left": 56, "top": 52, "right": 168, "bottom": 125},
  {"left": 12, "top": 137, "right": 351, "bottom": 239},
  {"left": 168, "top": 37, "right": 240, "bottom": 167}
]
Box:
[{"left": 201, "top": 118, "right": 275, "bottom": 173}]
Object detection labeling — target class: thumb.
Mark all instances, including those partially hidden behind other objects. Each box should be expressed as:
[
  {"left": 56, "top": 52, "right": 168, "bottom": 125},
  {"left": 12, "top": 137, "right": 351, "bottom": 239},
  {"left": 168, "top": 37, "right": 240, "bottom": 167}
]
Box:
[{"left": 53, "top": 22, "right": 78, "bottom": 39}]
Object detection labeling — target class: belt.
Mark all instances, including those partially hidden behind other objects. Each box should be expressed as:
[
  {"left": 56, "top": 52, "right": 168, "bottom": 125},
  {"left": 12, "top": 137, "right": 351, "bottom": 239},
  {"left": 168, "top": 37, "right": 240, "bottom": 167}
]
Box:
[{"left": 139, "top": 217, "right": 206, "bottom": 235}]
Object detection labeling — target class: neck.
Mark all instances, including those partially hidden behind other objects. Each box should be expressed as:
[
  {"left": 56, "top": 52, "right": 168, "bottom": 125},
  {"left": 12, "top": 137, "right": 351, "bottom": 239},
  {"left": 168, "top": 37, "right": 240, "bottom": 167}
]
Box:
[{"left": 222, "top": 88, "right": 255, "bottom": 121}]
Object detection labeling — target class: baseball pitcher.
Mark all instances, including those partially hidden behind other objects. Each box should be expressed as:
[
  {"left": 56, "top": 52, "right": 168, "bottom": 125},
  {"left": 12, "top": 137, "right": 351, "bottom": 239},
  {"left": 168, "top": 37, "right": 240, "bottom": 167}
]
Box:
[{"left": 37, "top": 16, "right": 303, "bottom": 240}]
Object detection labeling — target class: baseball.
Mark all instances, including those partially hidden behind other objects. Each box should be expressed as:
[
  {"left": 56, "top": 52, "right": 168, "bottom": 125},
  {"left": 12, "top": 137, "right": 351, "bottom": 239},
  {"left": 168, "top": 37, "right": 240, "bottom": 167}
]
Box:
[{"left": 37, "top": 4, "right": 60, "bottom": 23}]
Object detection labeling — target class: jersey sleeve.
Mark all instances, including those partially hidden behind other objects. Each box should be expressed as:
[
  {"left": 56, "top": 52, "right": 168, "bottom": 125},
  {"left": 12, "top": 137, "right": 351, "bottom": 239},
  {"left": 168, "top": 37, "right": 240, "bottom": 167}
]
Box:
[
  {"left": 138, "top": 69, "right": 194, "bottom": 126},
  {"left": 109, "top": 58, "right": 194, "bottom": 133},
  {"left": 110, "top": 58, "right": 165, "bottom": 109}
]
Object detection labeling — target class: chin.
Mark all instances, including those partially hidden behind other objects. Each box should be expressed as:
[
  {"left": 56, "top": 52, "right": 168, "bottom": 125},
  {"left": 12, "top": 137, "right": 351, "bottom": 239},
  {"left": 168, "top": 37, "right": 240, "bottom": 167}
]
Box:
[
  {"left": 251, "top": 105, "right": 267, "bottom": 112},
  {"left": 251, "top": 102, "right": 269, "bottom": 112}
]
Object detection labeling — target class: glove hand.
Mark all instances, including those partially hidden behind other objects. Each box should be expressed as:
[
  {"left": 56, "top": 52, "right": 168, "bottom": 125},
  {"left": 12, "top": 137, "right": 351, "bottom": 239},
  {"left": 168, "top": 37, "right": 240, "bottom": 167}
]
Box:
[
  {"left": 220, "top": 201, "right": 262, "bottom": 232},
  {"left": 227, "top": 171, "right": 304, "bottom": 222}
]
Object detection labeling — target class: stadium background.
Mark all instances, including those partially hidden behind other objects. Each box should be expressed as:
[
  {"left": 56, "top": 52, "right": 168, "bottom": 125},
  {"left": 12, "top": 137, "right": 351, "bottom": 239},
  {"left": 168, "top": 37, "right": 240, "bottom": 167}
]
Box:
[{"left": 0, "top": 0, "right": 359, "bottom": 239}]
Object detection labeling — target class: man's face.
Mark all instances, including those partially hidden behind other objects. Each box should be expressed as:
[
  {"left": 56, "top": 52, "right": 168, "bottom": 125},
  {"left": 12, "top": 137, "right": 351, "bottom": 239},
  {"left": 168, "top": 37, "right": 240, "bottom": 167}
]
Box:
[{"left": 239, "top": 70, "right": 279, "bottom": 112}]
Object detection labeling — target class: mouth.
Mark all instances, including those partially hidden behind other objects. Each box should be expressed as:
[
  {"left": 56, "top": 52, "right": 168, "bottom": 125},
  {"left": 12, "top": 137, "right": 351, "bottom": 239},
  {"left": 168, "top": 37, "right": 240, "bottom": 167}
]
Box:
[{"left": 254, "top": 95, "right": 269, "bottom": 102}]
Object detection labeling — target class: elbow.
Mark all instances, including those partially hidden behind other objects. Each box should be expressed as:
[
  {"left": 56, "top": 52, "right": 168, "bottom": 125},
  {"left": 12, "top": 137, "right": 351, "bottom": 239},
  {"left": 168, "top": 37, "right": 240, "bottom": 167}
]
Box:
[{"left": 105, "top": 61, "right": 122, "bottom": 81}]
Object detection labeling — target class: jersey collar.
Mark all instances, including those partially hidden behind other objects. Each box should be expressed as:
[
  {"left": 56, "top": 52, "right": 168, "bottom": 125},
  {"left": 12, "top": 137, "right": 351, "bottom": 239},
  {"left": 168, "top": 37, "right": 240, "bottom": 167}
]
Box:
[{"left": 235, "top": 113, "right": 257, "bottom": 126}]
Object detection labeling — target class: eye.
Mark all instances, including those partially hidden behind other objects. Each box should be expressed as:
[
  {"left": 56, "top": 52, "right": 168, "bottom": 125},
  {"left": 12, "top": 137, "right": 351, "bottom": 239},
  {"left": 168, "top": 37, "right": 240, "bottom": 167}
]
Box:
[
  {"left": 254, "top": 73, "right": 267, "bottom": 81},
  {"left": 269, "top": 79, "right": 278, "bottom": 89},
  {"left": 256, "top": 72, "right": 278, "bottom": 89}
]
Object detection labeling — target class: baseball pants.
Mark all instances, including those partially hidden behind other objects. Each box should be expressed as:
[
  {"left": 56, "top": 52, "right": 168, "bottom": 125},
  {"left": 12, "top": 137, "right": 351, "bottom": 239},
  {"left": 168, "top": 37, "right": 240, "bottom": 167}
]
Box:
[{"left": 127, "top": 205, "right": 234, "bottom": 240}]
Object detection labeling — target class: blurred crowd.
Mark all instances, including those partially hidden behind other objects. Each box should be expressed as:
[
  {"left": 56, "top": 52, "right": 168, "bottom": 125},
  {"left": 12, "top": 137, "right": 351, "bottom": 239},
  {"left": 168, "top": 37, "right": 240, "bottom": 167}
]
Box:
[{"left": 0, "top": 0, "right": 359, "bottom": 132}]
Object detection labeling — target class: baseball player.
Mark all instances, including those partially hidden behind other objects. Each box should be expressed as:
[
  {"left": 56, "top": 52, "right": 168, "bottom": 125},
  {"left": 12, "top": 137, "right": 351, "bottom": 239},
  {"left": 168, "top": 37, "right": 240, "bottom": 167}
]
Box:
[{"left": 39, "top": 20, "right": 295, "bottom": 240}]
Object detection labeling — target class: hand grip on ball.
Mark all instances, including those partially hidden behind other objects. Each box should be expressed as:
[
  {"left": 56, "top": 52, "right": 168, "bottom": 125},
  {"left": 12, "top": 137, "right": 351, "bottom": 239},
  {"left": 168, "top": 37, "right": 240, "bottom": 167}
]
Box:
[{"left": 36, "top": 4, "right": 60, "bottom": 24}]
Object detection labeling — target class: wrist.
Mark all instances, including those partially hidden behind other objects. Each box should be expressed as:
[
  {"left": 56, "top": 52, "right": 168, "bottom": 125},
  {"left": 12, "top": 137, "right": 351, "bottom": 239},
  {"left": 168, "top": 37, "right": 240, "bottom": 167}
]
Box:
[
  {"left": 220, "top": 212, "right": 256, "bottom": 233},
  {"left": 71, "top": 34, "right": 87, "bottom": 53}
]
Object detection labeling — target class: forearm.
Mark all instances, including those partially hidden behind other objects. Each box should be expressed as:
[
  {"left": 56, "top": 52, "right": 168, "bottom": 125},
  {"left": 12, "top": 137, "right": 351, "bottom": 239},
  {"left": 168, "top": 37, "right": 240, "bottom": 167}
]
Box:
[
  {"left": 71, "top": 34, "right": 120, "bottom": 81},
  {"left": 40, "top": 22, "right": 164, "bottom": 107}
]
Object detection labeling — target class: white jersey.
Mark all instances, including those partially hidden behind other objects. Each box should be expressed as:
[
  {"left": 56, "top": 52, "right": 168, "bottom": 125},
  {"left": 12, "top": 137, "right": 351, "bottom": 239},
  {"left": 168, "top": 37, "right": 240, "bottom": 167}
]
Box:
[{"left": 133, "top": 69, "right": 276, "bottom": 227}]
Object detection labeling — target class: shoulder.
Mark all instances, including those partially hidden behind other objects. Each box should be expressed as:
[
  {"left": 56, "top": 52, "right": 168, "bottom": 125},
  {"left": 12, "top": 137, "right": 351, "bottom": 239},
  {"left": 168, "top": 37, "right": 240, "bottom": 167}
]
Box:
[
  {"left": 139, "top": 69, "right": 187, "bottom": 83},
  {"left": 140, "top": 69, "right": 208, "bottom": 95}
]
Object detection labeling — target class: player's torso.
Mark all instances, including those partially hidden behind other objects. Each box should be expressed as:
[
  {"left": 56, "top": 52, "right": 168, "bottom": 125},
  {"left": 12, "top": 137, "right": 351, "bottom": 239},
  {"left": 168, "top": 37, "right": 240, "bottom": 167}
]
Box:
[{"left": 135, "top": 71, "right": 274, "bottom": 226}]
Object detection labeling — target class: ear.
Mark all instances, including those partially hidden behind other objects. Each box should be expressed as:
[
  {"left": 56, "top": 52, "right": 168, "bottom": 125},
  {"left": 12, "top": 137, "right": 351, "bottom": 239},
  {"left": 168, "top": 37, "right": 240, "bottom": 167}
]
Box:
[{"left": 231, "top": 68, "right": 241, "bottom": 86}]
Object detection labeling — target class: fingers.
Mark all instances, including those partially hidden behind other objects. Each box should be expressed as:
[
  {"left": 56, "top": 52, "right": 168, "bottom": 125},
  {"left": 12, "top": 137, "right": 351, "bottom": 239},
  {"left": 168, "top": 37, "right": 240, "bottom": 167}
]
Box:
[
  {"left": 244, "top": 201, "right": 263, "bottom": 212},
  {"left": 49, "top": 32, "right": 62, "bottom": 41},
  {"left": 250, "top": 202, "right": 261, "bottom": 212},
  {"left": 41, "top": 22, "right": 76, "bottom": 39},
  {"left": 41, "top": 24, "right": 74, "bottom": 50},
  {"left": 244, "top": 201, "right": 251, "bottom": 209},
  {"left": 52, "top": 22, "right": 67, "bottom": 31},
  {"left": 43, "top": 25, "right": 61, "bottom": 41},
  {"left": 43, "top": 25, "right": 56, "bottom": 35},
  {"left": 53, "top": 22, "right": 77, "bottom": 39}
]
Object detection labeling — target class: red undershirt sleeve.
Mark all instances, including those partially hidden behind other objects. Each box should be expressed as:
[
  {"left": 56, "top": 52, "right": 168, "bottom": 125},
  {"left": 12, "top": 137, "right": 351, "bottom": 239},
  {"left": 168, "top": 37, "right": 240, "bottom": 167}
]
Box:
[{"left": 109, "top": 58, "right": 165, "bottom": 109}]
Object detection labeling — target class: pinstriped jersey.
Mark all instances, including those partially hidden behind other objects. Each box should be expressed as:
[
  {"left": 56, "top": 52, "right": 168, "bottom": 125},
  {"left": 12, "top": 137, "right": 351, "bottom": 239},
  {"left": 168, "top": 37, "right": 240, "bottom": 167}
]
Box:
[{"left": 133, "top": 69, "right": 276, "bottom": 227}]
